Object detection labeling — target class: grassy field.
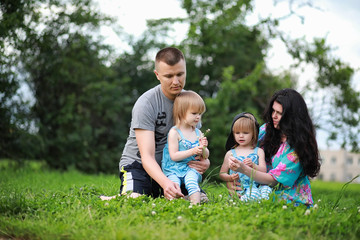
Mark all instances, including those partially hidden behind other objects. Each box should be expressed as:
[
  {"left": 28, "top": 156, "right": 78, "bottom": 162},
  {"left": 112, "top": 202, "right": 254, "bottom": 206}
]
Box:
[{"left": 1, "top": 160, "right": 359, "bottom": 240}]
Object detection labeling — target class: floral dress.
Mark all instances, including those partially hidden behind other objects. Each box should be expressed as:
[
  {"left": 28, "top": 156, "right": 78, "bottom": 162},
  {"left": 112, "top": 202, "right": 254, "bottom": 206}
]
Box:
[{"left": 258, "top": 124, "right": 314, "bottom": 205}]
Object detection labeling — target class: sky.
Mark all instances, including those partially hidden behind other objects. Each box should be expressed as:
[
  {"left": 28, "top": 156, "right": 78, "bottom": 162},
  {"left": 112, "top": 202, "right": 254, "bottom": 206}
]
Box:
[{"left": 94, "top": 0, "right": 360, "bottom": 150}]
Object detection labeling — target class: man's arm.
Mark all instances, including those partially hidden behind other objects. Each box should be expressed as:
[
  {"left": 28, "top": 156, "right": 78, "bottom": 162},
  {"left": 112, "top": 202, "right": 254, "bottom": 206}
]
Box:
[{"left": 135, "top": 129, "right": 184, "bottom": 199}]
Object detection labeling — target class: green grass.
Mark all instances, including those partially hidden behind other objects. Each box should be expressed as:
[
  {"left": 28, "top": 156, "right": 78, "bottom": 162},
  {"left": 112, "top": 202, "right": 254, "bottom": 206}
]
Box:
[{"left": 1, "top": 160, "right": 359, "bottom": 240}]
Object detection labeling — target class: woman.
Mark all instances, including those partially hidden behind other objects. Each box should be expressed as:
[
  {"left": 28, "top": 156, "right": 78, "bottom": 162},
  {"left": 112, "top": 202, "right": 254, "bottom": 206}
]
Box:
[{"left": 229, "top": 89, "right": 321, "bottom": 205}]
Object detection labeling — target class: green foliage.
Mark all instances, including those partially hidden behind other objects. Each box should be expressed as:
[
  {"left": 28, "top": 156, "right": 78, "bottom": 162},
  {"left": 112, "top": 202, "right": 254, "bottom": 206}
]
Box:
[
  {"left": 283, "top": 36, "right": 360, "bottom": 152},
  {"left": 203, "top": 63, "right": 293, "bottom": 175},
  {"left": 2, "top": 0, "right": 359, "bottom": 176},
  {"left": 1, "top": 0, "right": 127, "bottom": 173},
  {"left": 0, "top": 161, "right": 359, "bottom": 239}
]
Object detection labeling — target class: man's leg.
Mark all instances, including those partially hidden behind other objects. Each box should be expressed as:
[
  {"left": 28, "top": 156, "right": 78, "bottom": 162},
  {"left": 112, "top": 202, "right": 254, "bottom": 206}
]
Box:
[{"left": 119, "top": 161, "right": 153, "bottom": 197}]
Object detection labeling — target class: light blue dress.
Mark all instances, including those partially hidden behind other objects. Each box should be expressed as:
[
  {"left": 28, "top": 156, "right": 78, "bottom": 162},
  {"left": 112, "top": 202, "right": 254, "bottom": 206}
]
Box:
[
  {"left": 162, "top": 127, "right": 202, "bottom": 196},
  {"left": 230, "top": 147, "right": 272, "bottom": 201}
]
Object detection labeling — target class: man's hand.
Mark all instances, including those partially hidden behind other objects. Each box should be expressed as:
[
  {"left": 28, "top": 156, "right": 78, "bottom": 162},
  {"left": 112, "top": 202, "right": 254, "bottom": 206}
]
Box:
[
  {"left": 188, "top": 157, "right": 210, "bottom": 174},
  {"left": 162, "top": 179, "right": 184, "bottom": 200}
]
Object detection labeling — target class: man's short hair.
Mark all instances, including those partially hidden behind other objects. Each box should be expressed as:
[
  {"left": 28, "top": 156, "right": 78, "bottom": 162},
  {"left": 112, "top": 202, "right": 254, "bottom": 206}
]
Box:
[{"left": 155, "top": 47, "right": 185, "bottom": 69}]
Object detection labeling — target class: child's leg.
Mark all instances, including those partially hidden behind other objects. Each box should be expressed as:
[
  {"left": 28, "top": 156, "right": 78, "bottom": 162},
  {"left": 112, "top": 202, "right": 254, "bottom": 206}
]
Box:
[
  {"left": 167, "top": 174, "right": 182, "bottom": 188},
  {"left": 249, "top": 186, "right": 261, "bottom": 201},
  {"left": 240, "top": 187, "right": 261, "bottom": 202},
  {"left": 259, "top": 185, "right": 272, "bottom": 200},
  {"left": 184, "top": 170, "right": 201, "bottom": 204}
]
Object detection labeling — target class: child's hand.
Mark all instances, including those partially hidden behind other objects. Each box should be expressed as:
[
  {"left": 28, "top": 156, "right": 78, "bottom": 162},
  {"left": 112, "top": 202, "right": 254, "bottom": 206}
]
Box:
[
  {"left": 243, "top": 158, "right": 254, "bottom": 168},
  {"left": 228, "top": 156, "right": 241, "bottom": 171},
  {"left": 199, "top": 137, "right": 208, "bottom": 148},
  {"left": 192, "top": 146, "right": 203, "bottom": 156},
  {"left": 230, "top": 173, "right": 239, "bottom": 181}
]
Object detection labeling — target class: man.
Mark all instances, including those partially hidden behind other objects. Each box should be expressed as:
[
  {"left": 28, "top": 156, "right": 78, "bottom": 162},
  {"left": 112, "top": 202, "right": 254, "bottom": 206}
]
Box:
[{"left": 102, "top": 47, "right": 210, "bottom": 200}]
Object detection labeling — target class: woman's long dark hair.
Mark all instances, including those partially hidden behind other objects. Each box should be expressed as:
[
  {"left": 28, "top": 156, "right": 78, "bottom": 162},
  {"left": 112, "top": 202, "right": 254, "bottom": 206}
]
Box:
[{"left": 260, "top": 89, "right": 321, "bottom": 178}]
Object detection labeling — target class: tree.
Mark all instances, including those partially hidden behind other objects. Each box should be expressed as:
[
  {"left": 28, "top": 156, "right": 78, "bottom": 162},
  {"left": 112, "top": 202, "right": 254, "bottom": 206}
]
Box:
[
  {"left": 0, "top": 0, "right": 43, "bottom": 160},
  {"left": 1, "top": 0, "right": 129, "bottom": 173}
]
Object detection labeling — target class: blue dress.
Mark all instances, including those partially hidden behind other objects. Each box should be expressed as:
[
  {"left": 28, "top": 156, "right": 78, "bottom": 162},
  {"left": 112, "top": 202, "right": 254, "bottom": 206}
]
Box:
[
  {"left": 230, "top": 147, "right": 272, "bottom": 201},
  {"left": 162, "top": 126, "right": 201, "bottom": 179}
]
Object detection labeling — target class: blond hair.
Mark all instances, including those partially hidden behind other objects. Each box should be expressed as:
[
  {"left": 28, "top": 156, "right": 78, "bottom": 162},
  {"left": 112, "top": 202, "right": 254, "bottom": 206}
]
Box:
[
  {"left": 173, "top": 91, "right": 205, "bottom": 126},
  {"left": 232, "top": 113, "right": 258, "bottom": 147}
]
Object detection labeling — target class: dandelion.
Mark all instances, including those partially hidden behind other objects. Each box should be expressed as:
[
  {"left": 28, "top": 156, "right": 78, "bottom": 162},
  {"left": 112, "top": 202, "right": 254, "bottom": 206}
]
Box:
[
  {"left": 318, "top": 199, "right": 321, "bottom": 202},
  {"left": 200, "top": 129, "right": 210, "bottom": 159},
  {"left": 304, "top": 209, "right": 311, "bottom": 216},
  {"left": 151, "top": 211, "right": 156, "bottom": 215},
  {"left": 282, "top": 205, "right": 287, "bottom": 210},
  {"left": 188, "top": 205, "right": 193, "bottom": 209},
  {"left": 313, "top": 204, "right": 318, "bottom": 209},
  {"left": 219, "top": 194, "right": 222, "bottom": 198},
  {"left": 152, "top": 203, "right": 156, "bottom": 208},
  {"left": 104, "top": 202, "right": 109, "bottom": 206},
  {"left": 177, "top": 216, "right": 182, "bottom": 221}
]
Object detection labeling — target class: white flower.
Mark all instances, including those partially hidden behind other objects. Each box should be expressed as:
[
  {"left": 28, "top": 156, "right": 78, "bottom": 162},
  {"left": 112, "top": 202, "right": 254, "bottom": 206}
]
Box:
[
  {"left": 151, "top": 211, "right": 156, "bottom": 215},
  {"left": 358, "top": 209, "right": 360, "bottom": 213},
  {"left": 188, "top": 205, "right": 193, "bottom": 209},
  {"left": 177, "top": 216, "right": 182, "bottom": 220},
  {"left": 282, "top": 205, "right": 287, "bottom": 209},
  {"left": 229, "top": 199, "right": 233, "bottom": 202},
  {"left": 104, "top": 202, "right": 109, "bottom": 206},
  {"left": 317, "top": 199, "right": 321, "bottom": 202},
  {"left": 152, "top": 203, "right": 156, "bottom": 208},
  {"left": 313, "top": 204, "right": 318, "bottom": 209},
  {"left": 304, "top": 209, "right": 311, "bottom": 216},
  {"left": 219, "top": 194, "right": 222, "bottom": 198},
  {"left": 233, "top": 202, "right": 236, "bottom": 205}
]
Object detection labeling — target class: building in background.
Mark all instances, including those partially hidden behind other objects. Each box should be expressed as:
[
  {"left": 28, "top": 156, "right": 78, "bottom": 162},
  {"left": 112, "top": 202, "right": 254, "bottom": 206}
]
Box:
[{"left": 318, "top": 149, "right": 360, "bottom": 183}]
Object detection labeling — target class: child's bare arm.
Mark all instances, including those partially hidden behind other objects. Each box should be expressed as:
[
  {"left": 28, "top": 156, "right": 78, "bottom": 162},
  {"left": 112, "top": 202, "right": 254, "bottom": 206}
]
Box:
[
  {"left": 256, "top": 148, "right": 267, "bottom": 173},
  {"left": 168, "top": 128, "right": 201, "bottom": 161},
  {"left": 220, "top": 151, "right": 239, "bottom": 181}
]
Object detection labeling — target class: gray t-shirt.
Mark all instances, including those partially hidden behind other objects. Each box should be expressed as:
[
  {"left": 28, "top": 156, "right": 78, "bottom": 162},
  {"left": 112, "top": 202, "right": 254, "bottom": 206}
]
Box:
[{"left": 119, "top": 85, "right": 174, "bottom": 170}]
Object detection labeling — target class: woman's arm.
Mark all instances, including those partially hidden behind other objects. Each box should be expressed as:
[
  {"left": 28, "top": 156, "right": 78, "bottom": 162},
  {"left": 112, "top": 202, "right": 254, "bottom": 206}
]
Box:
[{"left": 229, "top": 155, "right": 277, "bottom": 186}]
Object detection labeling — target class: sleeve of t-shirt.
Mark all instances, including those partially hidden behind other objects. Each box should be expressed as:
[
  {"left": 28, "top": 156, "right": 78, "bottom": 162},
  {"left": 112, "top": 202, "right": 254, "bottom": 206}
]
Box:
[
  {"left": 268, "top": 150, "right": 302, "bottom": 188},
  {"left": 131, "top": 95, "right": 156, "bottom": 131}
]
